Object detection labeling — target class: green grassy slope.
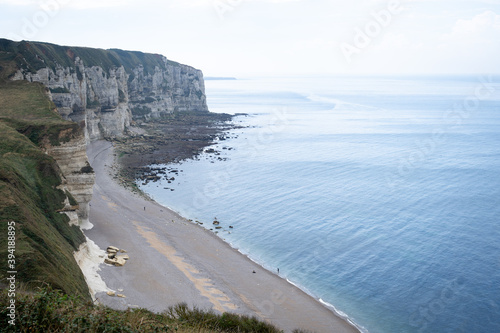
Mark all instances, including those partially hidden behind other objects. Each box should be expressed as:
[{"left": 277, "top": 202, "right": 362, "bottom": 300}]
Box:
[{"left": 0, "top": 60, "right": 90, "bottom": 300}]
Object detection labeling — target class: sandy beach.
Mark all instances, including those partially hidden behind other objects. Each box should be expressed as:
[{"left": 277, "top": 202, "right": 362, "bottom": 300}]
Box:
[{"left": 85, "top": 140, "right": 359, "bottom": 333}]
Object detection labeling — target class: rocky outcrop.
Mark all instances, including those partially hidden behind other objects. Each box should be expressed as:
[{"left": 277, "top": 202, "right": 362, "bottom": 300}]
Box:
[
  {"left": 4, "top": 40, "right": 208, "bottom": 142},
  {"left": 127, "top": 61, "right": 207, "bottom": 116}
]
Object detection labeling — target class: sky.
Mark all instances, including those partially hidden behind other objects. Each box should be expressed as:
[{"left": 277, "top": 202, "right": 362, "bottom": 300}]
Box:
[{"left": 0, "top": 0, "right": 499, "bottom": 76}]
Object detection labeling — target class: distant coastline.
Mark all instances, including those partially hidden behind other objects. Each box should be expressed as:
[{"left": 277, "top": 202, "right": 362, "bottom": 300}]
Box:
[{"left": 205, "top": 77, "right": 237, "bottom": 80}]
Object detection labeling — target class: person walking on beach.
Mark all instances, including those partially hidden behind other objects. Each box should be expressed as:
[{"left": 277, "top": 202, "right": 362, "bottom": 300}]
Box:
[{"left": 277, "top": 268, "right": 280, "bottom": 274}]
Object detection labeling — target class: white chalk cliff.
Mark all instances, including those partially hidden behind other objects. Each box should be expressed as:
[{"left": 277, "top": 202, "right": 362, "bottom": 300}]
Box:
[{"left": 12, "top": 48, "right": 208, "bottom": 142}]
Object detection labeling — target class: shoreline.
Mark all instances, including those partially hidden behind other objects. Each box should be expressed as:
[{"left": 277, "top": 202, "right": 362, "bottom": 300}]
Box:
[
  {"left": 157, "top": 204, "right": 365, "bottom": 333},
  {"left": 85, "top": 139, "right": 360, "bottom": 333},
  {"left": 155, "top": 201, "right": 365, "bottom": 333}
]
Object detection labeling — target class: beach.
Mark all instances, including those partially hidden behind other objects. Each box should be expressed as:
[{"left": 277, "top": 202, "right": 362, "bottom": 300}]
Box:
[{"left": 85, "top": 140, "right": 359, "bottom": 333}]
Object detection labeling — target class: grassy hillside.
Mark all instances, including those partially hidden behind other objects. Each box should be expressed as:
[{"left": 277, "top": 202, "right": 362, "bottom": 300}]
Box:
[{"left": 0, "top": 60, "right": 90, "bottom": 300}]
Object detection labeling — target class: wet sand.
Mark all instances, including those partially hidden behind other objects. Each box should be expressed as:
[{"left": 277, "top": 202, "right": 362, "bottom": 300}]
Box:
[{"left": 85, "top": 140, "right": 359, "bottom": 333}]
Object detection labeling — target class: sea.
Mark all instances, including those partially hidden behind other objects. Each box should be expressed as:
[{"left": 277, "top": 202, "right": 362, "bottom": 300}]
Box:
[{"left": 138, "top": 75, "right": 500, "bottom": 333}]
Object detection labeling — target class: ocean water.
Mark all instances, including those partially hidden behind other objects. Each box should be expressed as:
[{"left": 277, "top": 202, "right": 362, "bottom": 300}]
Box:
[{"left": 139, "top": 75, "right": 500, "bottom": 333}]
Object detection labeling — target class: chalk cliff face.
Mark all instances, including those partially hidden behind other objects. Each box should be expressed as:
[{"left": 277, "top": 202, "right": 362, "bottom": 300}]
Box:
[
  {"left": 7, "top": 40, "right": 208, "bottom": 142},
  {"left": 46, "top": 135, "right": 95, "bottom": 227}
]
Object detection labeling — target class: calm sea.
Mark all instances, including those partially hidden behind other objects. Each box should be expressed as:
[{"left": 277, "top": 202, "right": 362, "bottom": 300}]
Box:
[{"left": 139, "top": 75, "right": 500, "bottom": 333}]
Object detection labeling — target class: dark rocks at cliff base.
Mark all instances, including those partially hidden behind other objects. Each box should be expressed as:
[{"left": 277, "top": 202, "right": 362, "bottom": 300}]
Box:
[{"left": 113, "top": 111, "right": 244, "bottom": 184}]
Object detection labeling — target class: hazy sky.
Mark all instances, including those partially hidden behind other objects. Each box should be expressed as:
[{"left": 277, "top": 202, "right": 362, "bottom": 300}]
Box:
[{"left": 1, "top": 0, "right": 499, "bottom": 76}]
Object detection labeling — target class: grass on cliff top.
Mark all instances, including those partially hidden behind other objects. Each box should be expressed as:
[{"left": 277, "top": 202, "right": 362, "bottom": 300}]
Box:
[
  {"left": 0, "top": 80, "right": 81, "bottom": 146},
  {"left": 0, "top": 287, "right": 289, "bottom": 333},
  {"left": 0, "top": 38, "right": 172, "bottom": 76},
  {"left": 0, "top": 78, "right": 90, "bottom": 300},
  {"left": 0, "top": 80, "right": 60, "bottom": 123}
]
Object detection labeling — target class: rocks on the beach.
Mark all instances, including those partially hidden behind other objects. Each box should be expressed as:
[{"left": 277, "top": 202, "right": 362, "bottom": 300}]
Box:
[
  {"left": 105, "top": 246, "right": 129, "bottom": 266},
  {"left": 213, "top": 221, "right": 220, "bottom": 225},
  {"left": 107, "top": 246, "right": 119, "bottom": 253},
  {"left": 113, "top": 257, "right": 127, "bottom": 267},
  {"left": 104, "top": 257, "right": 116, "bottom": 265},
  {"left": 117, "top": 294, "right": 126, "bottom": 298},
  {"left": 106, "top": 291, "right": 116, "bottom": 297}
]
